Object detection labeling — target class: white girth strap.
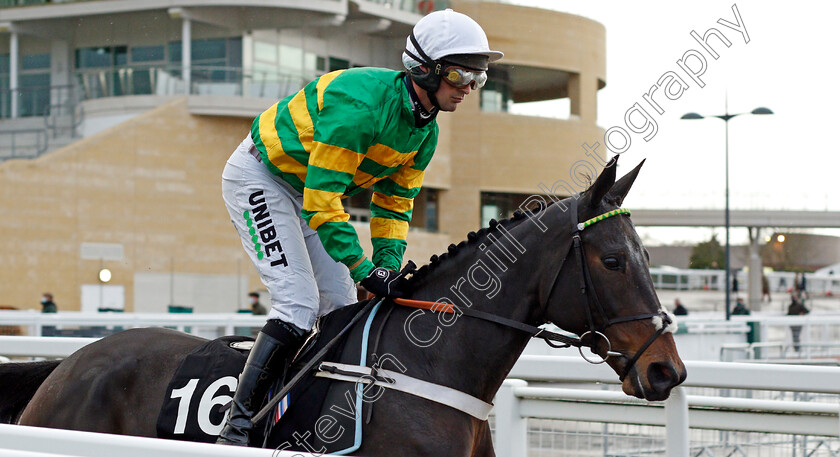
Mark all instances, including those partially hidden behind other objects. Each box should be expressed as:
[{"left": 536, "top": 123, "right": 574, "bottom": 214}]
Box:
[{"left": 314, "top": 361, "right": 494, "bottom": 421}]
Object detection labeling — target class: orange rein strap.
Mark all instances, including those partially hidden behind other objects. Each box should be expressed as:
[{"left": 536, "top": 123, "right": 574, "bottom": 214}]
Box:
[{"left": 392, "top": 297, "right": 456, "bottom": 314}]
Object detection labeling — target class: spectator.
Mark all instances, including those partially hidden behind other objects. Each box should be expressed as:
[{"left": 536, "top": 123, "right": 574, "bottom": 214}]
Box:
[
  {"left": 731, "top": 297, "right": 750, "bottom": 315},
  {"left": 787, "top": 294, "right": 810, "bottom": 352},
  {"left": 248, "top": 292, "right": 267, "bottom": 316},
  {"left": 761, "top": 274, "right": 771, "bottom": 303},
  {"left": 673, "top": 299, "right": 688, "bottom": 316},
  {"left": 40, "top": 293, "right": 57, "bottom": 313},
  {"left": 40, "top": 292, "right": 57, "bottom": 336},
  {"left": 778, "top": 276, "right": 787, "bottom": 293},
  {"left": 732, "top": 274, "right": 739, "bottom": 295},
  {"left": 800, "top": 273, "right": 809, "bottom": 300}
]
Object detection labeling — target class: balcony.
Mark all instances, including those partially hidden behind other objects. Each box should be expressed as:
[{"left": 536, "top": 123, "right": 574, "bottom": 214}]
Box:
[
  {"left": 0, "top": 0, "right": 450, "bottom": 15},
  {"left": 0, "top": 64, "right": 316, "bottom": 121},
  {"left": 75, "top": 64, "right": 311, "bottom": 101}
]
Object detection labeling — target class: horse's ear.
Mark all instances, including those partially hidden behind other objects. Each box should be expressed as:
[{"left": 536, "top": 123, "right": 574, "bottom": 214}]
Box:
[
  {"left": 587, "top": 155, "right": 618, "bottom": 208},
  {"left": 607, "top": 159, "right": 645, "bottom": 207}
]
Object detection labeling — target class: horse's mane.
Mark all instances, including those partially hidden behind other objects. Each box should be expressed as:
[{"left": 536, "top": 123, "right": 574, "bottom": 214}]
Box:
[{"left": 407, "top": 198, "right": 561, "bottom": 286}]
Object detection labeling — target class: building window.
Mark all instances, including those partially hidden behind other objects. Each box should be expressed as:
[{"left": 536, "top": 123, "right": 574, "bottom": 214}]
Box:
[
  {"left": 250, "top": 39, "right": 323, "bottom": 99},
  {"left": 328, "top": 57, "right": 350, "bottom": 72},
  {"left": 480, "top": 66, "right": 511, "bottom": 113},
  {"left": 75, "top": 46, "right": 130, "bottom": 98},
  {"left": 72, "top": 38, "right": 245, "bottom": 100},
  {"left": 131, "top": 45, "right": 165, "bottom": 63},
  {"left": 128, "top": 45, "right": 165, "bottom": 95},
  {"left": 278, "top": 45, "right": 303, "bottom": 74},
  {"left": 77, "top": 46, "right": 126, "bottom": 69},
  {"left": 169, "top": 37, "right": 242, "bottom": 86},
  {"left": 254, "top": 41, "right": 277, "bottom": 63},
  {"left": 344, "top": 189, "right": 373, "bottom": 223},
  {"left": 410, "top": 188, "right": 439, "bottom": 232},
  {"left": 168, "top": 38, "right": 242, "bottom": 68},
  {"left": 480, "top": 192, "right": 562, "bottom": 228},
  {"left": 19, "top": 53, "right": 51, "bottom": 117},
  {"left": 343, "top": 187, "right": 439, "bottom": 233},
  {"left": 0, "top": 53, "right": 52, "bottom": 118}
]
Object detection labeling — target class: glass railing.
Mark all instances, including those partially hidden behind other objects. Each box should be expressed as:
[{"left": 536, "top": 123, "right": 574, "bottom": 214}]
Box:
[
  {"left": 0, "top": 0, "right": 344, "bottom": 7},
  {"left": 0, "top": 84, "right": 76, "bottom": 118},
  {"left": 74, "top": 64, "right": 313, "bottom": 101},
  {"left": 348, "top": 0, "right": 450, "bottom": 14},
  {"left": 2, "top": 60, "right": 522, "bottom": 119},
  {"left": 0, "top": 0, "right": 450, "bottom": 14},
  {"left": 0, "top": 65, "right": 312, "bottom": 119},
  {"left": 0, "top": 0, "right": 50, "bottom": 6}
]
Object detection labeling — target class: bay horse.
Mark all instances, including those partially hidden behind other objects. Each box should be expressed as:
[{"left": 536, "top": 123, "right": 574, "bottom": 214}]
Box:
[{"left": 0, "top": 158, "right": 685, "bottom": 456}]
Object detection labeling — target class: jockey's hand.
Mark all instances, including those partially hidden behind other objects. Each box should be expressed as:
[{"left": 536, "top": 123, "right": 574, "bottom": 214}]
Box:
[{"left": 360, "top": 263, "right": 415, "bottom": 298}]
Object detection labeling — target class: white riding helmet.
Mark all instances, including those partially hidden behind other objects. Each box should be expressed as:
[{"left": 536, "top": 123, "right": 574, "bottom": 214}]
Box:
[{"left": 403, "top": 9, "right": 503, "bottom": 93}]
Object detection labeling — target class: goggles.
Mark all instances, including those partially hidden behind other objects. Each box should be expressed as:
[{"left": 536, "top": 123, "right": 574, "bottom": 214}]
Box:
[{"left": 441, "top": 66, "right": 487, "bottom": 89}]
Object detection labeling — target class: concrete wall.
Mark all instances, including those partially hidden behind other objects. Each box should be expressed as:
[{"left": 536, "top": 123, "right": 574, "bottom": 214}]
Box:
[{"left": 0, "top": 99, "right": 247, "bottom": 311}]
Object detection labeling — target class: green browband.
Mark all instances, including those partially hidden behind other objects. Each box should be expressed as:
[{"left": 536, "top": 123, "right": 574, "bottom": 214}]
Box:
[{"left": 577, "top": 208, "right": 631, "bottom": 231}]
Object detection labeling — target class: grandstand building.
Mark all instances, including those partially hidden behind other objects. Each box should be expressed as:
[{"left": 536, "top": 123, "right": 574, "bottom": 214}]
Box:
[{"left": 0, "top": 0, "right": 606, "bottom": 312}]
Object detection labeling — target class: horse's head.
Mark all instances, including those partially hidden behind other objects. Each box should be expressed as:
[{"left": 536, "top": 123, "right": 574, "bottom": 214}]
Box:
[{"left": 542, "top": 157, "right": 686, "bottom": 401}]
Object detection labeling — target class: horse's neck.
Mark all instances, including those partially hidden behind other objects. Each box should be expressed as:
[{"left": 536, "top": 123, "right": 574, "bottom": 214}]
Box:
[{"left": 404, "top": 223, "right": 552, "bottom": 402}]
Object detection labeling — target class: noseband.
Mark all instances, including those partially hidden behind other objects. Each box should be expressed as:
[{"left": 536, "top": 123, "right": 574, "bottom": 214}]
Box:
[{"left": 543, "top": 197, "right": 673, "bottom": 381}]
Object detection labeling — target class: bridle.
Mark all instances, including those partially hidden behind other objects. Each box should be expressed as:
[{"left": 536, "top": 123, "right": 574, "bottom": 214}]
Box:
[
  {"left": 543, "top": 197, "right": 673, "bottom": 381},
  {"left": 394, "top": 197, "right": 673, "bottom": 382}
]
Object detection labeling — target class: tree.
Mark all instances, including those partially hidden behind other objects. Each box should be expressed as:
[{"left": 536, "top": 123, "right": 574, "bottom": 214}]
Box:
[{"left": 690, "top": 234, "right": 725, "bottom": 269}]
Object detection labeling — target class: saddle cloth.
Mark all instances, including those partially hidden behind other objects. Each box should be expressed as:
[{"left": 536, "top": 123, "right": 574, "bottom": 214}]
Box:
[
  {"left": 155, "top": 300, "right": 378, "bottom": 451},
  {"left": 156, "top": 335, "right": 252, "bottom": 442}
]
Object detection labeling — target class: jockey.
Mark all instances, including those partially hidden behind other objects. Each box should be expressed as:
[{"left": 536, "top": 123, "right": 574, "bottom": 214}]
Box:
[{"left": 217, "top": 9, "right": 502, "bottom": 446}]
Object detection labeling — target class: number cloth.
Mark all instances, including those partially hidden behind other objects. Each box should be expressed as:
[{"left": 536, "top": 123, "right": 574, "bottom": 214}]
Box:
[{"left": 157, "top": 336, "right": 251, "bottom": 442}]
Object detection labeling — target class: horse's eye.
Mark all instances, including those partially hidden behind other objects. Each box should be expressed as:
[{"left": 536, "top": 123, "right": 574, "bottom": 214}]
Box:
[{"left": 602, "top": 256, "right": 621, "bottom": 270}]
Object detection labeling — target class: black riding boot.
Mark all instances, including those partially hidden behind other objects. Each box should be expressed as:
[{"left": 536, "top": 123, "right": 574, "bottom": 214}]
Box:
[{"left": 216, "top": 320, "right": 304, "bottom": 446}]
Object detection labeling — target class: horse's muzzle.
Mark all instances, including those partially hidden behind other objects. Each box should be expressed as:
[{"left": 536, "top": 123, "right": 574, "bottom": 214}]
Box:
[{"left": 624, "top": 360, "right": 686, "bottom": 401}]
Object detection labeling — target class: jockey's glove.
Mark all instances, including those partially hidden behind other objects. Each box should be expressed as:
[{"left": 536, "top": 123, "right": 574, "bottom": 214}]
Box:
[{"left": 360, "top": 262, "right": 416, "bottom": 298}]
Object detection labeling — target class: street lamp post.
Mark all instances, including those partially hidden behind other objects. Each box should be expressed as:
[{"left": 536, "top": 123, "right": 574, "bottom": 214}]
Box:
[{"left": 682, "top": 100, "right": 773, "bottom": 320}]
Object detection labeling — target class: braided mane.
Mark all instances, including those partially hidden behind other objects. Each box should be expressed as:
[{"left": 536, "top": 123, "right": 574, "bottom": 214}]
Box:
[{"left": 407, "top": 198, "right": 559, "bottom": 286}]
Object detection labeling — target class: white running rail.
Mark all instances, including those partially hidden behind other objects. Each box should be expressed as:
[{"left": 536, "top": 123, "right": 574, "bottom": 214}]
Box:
[
  {"left": 4, "top": 339, "right": 840, "bottom": 456},
  {"left": 0, "top": 423, "right": 306, "bottom": 457},
  {"left": 0, "top": 311, "right": 267, "bottom": 337}
]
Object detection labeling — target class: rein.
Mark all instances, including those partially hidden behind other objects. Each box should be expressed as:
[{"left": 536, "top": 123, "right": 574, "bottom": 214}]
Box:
[
  {"left": 395, "top": 198, "right": 672, "bottom": 382},
  {"left": 393, "top": 298, "right": 586, "bottom": 350}
]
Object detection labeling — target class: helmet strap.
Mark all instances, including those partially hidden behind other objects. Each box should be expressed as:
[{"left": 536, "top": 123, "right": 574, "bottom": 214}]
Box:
[
  {"left": 406, "top": 31, "right": 442, "bottom": 94},
  {"left": 408, "top": 31, "right": 436, "bottom": 67},
  {"left": 403, "top": 73, "right": 438, "bottom": 127}
]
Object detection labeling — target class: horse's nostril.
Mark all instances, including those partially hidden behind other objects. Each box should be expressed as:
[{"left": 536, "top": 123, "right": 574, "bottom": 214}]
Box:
[{"left": 647, "top": 362, "right": 680, "bottom": 392}]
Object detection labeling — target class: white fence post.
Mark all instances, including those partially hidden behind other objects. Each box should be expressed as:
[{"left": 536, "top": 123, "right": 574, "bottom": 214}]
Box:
[
  {"left": 494, "top": 379, "right": 528, "bottom": 457},
  {"left": 665, "top": 386, "right": 689, "bottom": 457}
]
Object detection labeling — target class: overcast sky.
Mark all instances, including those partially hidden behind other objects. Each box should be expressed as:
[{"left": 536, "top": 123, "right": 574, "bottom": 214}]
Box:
[{"left": 504, "top": 1, "right": 839, "bottom": 245}]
